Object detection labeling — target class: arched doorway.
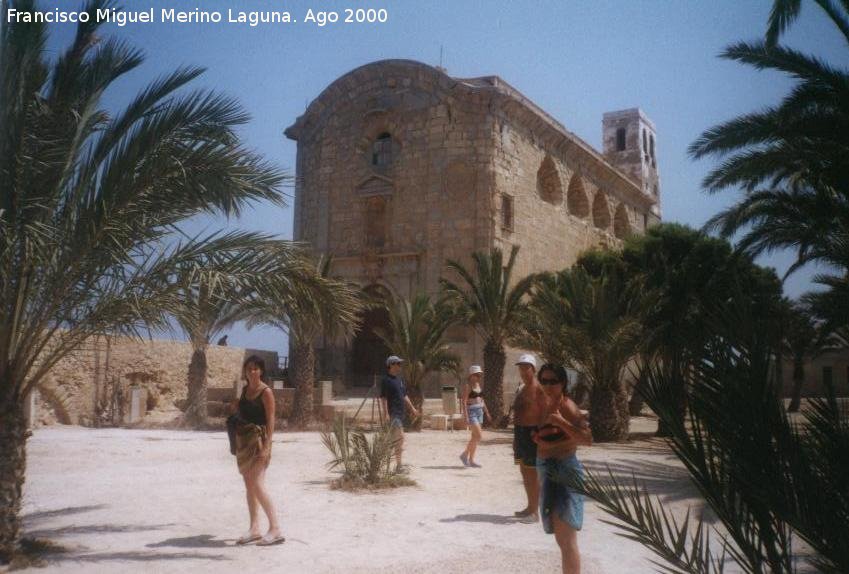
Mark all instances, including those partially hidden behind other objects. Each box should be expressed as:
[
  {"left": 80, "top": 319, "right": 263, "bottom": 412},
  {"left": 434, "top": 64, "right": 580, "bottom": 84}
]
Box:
[{"left": 348, "top": 286, "right": 392, "bottom": 388}]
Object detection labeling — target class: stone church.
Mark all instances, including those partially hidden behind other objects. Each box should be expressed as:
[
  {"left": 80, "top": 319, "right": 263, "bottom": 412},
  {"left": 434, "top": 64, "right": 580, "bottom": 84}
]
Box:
[{"left": 285, "top": 59, "right": 661, "bottom": 396}]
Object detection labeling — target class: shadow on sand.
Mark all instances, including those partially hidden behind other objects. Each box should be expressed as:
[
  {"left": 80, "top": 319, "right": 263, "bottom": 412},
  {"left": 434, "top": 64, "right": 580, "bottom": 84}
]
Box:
[
  {"left": 48, "top": 550, "right": 231, "bottom": 563},
  {"left": 147, "top": 535, "right": 231, "bottom": 549},
  {"left": 23, "top": 505, "right": 108, "bottom": 526},
  {"left": 439, "top": 513, "right": 522, "bottom": 526}
]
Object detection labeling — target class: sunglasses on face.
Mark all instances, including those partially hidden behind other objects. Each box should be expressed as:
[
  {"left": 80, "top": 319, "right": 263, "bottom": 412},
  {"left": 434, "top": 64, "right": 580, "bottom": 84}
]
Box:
[{"left": 539, "top": 377, "right": 562, "bottom": 386}]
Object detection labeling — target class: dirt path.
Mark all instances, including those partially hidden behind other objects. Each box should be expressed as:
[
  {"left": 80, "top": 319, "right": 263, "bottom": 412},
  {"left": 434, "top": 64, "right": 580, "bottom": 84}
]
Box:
[{"left": 20, "top": 418, "right": 706, "bottom": 573}]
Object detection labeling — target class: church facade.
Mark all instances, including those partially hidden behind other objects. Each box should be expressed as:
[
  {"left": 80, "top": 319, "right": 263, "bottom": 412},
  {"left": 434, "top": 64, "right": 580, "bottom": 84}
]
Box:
[{"left": 285, "top": 59, "right": 661, "bottom": 395}]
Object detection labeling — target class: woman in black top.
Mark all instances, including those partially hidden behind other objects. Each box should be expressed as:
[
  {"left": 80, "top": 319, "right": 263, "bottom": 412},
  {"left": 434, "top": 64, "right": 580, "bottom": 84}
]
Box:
[{"left": 234, "top": 355, "right": 283, "bottom": 546}]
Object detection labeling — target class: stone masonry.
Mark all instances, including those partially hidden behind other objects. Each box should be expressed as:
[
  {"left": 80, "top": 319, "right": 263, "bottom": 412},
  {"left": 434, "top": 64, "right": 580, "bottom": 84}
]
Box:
[
  {"left": 31, "top": 336, "right": 247, "bottom": 427},
  {"left": 285, "top": 60, "right": 661, "bottom": 398}
]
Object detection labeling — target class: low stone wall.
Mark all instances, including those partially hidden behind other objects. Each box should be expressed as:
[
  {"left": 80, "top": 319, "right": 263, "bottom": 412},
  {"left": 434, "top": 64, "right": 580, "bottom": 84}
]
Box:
[{"left": 34, "top": 335, "right": 248, "bottom": 427}]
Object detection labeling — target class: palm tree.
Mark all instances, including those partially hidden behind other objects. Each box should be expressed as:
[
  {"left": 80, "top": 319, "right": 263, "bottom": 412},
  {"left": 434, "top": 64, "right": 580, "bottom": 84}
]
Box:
[
  {"left": 440, "top": 246, "right": 535, "bottom": 426},
  {"left": 374, "top": 293, "right": 460, "bottom": 430},
  {"left": 522, "top": 266, "right": 642, "bottom": 442},
  {"left": 171, "top": 235, "right": 327, "bottom": 428},
  {"left": 0, "top": 0, "right": 286, "bottom": 559},
  {"left": 573, "top": 290, "right": 849, "bottom": 573},
  {"left": 689, "top": 0, "right": 849, "bottom": 308},
  {"left": 248, "top": 256, "right": 363, "bottom": 429},
  {"left": 619, "top": 223, "right": 783, "bottom": 436}
]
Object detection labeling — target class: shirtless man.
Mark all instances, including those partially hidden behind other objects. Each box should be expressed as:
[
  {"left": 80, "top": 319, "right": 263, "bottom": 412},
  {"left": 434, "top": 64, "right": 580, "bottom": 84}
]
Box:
[
  {"left": 512, "top": 353, "right": 546, "bottom": 522},
  {"left": 534, "top": 363, "right": 592, "bottom": 574}
]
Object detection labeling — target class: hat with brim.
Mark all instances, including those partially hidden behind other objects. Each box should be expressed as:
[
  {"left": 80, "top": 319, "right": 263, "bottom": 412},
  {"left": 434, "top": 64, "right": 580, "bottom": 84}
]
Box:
[
  {"left": 467, "top": 365, "right": 483, "bottom": 376},
  {"left": 515, "top": 353, "right": 537, "bottom": 368},
  {"left": 386, "top": 355, "right": 404, "bottom": 366}
]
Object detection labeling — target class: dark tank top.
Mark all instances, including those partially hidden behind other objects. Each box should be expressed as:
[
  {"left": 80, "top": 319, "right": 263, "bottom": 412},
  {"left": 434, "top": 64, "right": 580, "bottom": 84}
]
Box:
[{"left": 238, "top": 385, "right": 268, "bottom": 426}]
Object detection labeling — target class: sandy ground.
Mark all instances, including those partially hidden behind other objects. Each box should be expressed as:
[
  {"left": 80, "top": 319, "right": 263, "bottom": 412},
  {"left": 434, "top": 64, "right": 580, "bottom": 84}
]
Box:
[{"left": 18, "top": 417, "right": 711, "bottom": 574}]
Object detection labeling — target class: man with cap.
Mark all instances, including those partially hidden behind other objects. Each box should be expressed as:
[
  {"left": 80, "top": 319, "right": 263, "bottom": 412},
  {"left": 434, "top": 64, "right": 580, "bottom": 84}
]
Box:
[
  {"left": 380, "top": 355, "right": 419, "bottom": 471},
  {"left": 512, "top": 353, "right": 546, "bottom": 522}
]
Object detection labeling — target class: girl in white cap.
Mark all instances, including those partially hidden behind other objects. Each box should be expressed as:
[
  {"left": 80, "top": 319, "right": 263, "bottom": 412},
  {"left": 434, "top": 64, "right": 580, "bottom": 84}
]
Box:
[{"left": 459, "top": 365, "right": 491, "bottom": 467}]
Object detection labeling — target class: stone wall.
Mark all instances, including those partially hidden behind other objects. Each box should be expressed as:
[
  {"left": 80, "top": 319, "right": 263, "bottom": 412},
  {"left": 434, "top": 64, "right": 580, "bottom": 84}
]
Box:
[{"left": 34, "top": 336, "right": 247, "bottom": 426}]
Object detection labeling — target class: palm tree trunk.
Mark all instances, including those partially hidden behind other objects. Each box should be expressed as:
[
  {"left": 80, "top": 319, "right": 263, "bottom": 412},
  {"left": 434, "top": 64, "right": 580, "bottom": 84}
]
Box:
[
  {"left": 482, "top": 340, "right": 506, "bottom": 428},
  {"left": 0, "top": 394, "right": 27, "bottom": 562},
  {"left": 185, "top": 346, "right": 208, "bottom": 428},
  {"left": 590, "top": 381, "right": 628, "bottom": 442},
  {"left": 788, "top": 356, "right": 805, "bottom": 412},
  {"left": 289, "top": 339, "right": 315, "bottom": 429}
]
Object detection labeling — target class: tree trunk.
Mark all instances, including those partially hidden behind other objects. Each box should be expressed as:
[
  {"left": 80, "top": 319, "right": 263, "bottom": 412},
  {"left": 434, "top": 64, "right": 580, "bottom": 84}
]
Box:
[
  {"left": 590, "top": 382, "right": 627, "bottom": 442},
  {"left": 656, "top": 356, "right": 687, "bottom": 438},
  {"left": 483, "top": 340, "right": 506, "bottom": 428},
  {"left": 788, "top": 357, "right": 805, "bottom": 412},
  {"left": 0, "top": 396, "right": 27, "bottom": 563},
  {"left": 289, "top": 340, "right": 315, "bottom": 430},
  {"left": 590, "top": 379, "right": 629, "bottom": 442},
  {"left": 185, "top": 347, "right": 208, "bottom": 429},
  {"left": 628, "top": 371, "right": 646, "bottom": 416}
]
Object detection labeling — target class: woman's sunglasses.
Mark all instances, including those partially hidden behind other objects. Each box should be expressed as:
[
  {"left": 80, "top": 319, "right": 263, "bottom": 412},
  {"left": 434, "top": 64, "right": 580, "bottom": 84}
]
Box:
[{"left": 539, "top": 377, "right": 563, "bottom": 386}]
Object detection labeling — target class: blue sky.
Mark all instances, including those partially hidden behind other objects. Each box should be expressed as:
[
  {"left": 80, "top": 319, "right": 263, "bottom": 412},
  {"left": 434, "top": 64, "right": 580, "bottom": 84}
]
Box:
[{"left": 42, "top": 0, "right": 846, "bottom": 357}]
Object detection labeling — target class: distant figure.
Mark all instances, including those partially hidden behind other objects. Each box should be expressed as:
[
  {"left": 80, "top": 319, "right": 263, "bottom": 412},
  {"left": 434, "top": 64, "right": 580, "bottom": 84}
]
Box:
[
  {"left": 380, "top": 355, "right": 419, "bottom": 471},
  {"left": 534, "top": 363, "right": 592, "bottom": 574},
  {"left": 233, "top": 355, "right": 284, "bottom": 546},
  {"left": 512, "top": 353, "right": 545, "bottom": 522},
  {"left": 459, "top": 364, "right": 490, "bottom": 467},
  {"left": 217, "top": 334, "right": 228, "bottom": 346}
]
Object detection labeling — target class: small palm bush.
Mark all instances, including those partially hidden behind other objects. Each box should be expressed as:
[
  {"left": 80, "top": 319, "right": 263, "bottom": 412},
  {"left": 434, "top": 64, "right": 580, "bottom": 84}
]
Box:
[{"left": 320, "top": 417, "right": 415, "bottom": 490}]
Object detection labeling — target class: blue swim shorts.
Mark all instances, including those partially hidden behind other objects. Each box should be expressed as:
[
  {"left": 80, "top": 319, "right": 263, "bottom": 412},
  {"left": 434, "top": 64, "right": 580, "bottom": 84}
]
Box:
[
  {"left": 467, "top": 404, "right": 484, "bottom": 425},
  {"left": 537, "top": 453, "right": 584, "bottom": 533}
]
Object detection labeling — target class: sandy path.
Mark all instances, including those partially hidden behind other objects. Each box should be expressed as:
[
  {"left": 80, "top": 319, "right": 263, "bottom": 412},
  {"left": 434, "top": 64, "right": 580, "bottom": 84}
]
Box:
[{"left": 19, "top": 418, "right": 707, "bottom": 573}]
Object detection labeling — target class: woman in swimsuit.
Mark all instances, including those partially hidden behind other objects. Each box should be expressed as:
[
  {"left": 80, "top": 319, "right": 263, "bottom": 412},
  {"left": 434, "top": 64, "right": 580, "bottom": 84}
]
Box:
[
  {"left": 534, "top": 363, "right": 592, "bottom": 574},
  {"left": 234, "top": 355, "right": 284, "bottom": 546},
  {"left": 459, "top": 365, "right": 491, "bottom": 467}
]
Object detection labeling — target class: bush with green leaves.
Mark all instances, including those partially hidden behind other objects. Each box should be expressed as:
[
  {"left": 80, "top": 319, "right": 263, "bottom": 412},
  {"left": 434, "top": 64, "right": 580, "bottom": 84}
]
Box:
[{"left": 320, "top": 417, "right": 415, "bottom": 490}]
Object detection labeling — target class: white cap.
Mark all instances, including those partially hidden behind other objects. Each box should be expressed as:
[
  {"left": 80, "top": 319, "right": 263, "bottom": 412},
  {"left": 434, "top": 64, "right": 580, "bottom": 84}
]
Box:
[
  {"left": 467, "top": 365, "right": 483, "bottom": 376},
  {"left": 515, "top": 353, "right": 537, "bottom": 368},
  {"left": 386, "top": 355, "right": 404, "bottom": 366}
]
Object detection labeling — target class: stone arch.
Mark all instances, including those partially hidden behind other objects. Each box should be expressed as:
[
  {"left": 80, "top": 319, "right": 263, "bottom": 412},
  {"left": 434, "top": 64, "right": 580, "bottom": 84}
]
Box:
[
  {"left": 592, "top": 192, "right": 611, "bottom": 230},
  {"left": 613, "top": 204, "right": 632, "bottom": 239},
  {"left": 536, "top": 155, "right": 562, "bottom": 204},
  {"left": 348, "top": 285, "right": 393, "bottom": 387},
  {"left": 566, "top": 174, "right": 589, "bottom": 218}
]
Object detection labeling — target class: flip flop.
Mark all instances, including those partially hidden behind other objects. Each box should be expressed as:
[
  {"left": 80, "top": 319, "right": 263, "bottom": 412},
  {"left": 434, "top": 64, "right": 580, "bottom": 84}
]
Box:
[
  {"left": 256, "top": 534, "right": 286, "bottom": 546},
  {"left": 236, "top": 533, "right": 262, "bottom": 545}
]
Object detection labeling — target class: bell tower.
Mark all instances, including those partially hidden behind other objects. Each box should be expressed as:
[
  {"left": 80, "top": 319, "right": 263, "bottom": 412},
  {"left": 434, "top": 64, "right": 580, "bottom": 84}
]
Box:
[{"left": 603, "top": 108, "right": 661, "bottom": 217}]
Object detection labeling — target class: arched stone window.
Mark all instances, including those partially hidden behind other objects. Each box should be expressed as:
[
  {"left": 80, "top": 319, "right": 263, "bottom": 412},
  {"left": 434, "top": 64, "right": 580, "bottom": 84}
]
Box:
[
  {"left": 566, "top": 174, "right": 589, "bottom": 218},
  {"left": 536, "top": 155, "right": 562, "bottom": 204},
  {"left": 364, "top": 196, "right": 387, "bottom": 248},
  {"left": 613, "top": 204, "right": 631, "bottom": 239},
  {"left": 616, "top": 127, "right": 626, "bottom": 151},
  {"left": 642, "top": 129, "right": 649, "bottom": 161},
  {"left": 371, "top": 132, "right": 393, "bottom": 167},
  {"left": 592, "top": 192, "right": 611, "bottom": 230}
]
